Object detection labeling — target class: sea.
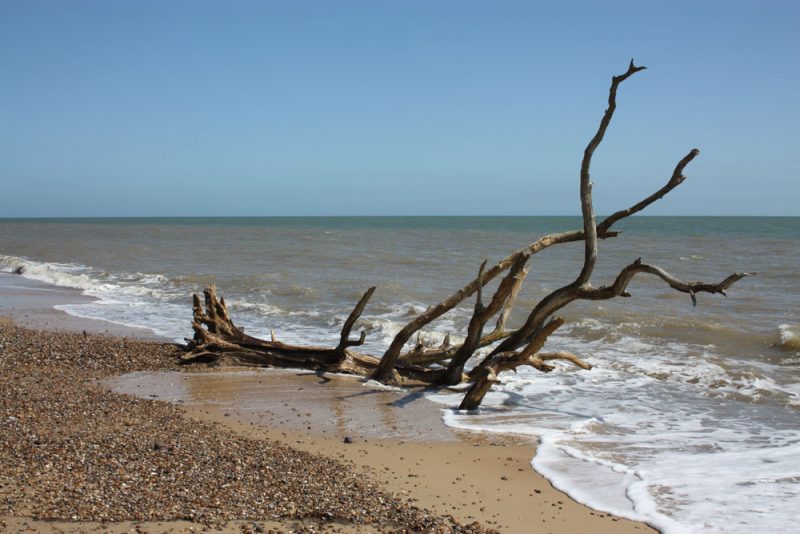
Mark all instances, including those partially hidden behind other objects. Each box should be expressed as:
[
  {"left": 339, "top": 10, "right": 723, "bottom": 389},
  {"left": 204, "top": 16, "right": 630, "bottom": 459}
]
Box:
[{"left": 1, "top": 216, "right": 798, "bottom": 533}]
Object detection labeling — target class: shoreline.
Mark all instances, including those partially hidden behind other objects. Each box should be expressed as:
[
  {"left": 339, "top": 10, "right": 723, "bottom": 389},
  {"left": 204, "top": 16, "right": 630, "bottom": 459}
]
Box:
[
  {"left": 151, "top": 370, "right": 649, "bottom": 533},
  {"left": 0, "top": 275, "right": 654, "bottom": 533},
  {"left": 0, "top": 273, "right": 166, "bottom": 340}
]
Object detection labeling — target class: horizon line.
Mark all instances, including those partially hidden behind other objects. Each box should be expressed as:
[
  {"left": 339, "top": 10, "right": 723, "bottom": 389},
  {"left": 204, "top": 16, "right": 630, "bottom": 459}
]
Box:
[{"left": 3, "top": 214, "right": 798, "bottom": 219}]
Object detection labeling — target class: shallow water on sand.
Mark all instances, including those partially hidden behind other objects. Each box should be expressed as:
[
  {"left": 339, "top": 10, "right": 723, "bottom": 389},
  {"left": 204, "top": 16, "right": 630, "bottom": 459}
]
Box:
[
  {"left": 2, "top": 216, "right": 800, "bottom": 533},
  {"left": 109, "top": 369, "right": 462, "bottom": 443}
]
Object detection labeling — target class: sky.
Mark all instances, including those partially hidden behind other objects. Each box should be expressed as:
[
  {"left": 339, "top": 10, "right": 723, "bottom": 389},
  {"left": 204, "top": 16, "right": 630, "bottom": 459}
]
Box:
[{"left": 1, "top": 0, "right": 798, "bottom": 217}]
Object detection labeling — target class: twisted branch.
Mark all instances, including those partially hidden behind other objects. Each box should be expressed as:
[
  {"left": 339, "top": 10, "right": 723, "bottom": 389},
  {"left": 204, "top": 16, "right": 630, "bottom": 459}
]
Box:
[{"left": 580, "top": 260, "right": 755, "bottom": 306}]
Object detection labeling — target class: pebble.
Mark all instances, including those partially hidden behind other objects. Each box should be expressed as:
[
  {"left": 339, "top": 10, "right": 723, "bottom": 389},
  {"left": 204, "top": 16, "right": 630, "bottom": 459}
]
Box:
[{"left": 0, "top": 321, "right": 491, "bottom": 533}]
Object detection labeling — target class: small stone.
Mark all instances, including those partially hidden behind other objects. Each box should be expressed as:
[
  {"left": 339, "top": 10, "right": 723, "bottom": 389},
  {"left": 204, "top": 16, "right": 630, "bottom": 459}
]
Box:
[{"left": 343, "top": 436, "right": 353, "bottom": 444}]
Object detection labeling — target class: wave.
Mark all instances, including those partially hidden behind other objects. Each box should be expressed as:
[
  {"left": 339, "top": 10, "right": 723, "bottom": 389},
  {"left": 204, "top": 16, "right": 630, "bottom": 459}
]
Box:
[
  {"left": 428, "top": 344, "right": 800, "bottom": 534},
  {"left": 425, "top": 314, "right": 800, "bottom": 534},
  {"left": 0, "top": 254, "right": 189, "bottom": 339},
  {"left": 771, "top": 324, "right": 800, "bottom": 353},
  {"left": 0, "top": 255, "right": 177, "bottom": 300},
  {"left": 1, "top": 255, "right": 105, "bottom": 292}
]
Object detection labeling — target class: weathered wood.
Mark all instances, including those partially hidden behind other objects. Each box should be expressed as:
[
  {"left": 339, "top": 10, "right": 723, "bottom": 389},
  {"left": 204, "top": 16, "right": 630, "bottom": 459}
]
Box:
[
  {"left": 578, "top": 60, "right": 646, "bottom": 286},
  {"left": 334, "top": 286, "right": 376, "bottom": 358},
  {"left": 372, "top": 229, "right": 601, "bottom": 381},
  {"left": 180, "top": 61, "right": 754, "bottom": 411},
  {"left": 186, "top": 285, "right": 398, "bottom": 380},
  {"left": 539, "top": 351, "right": 592, "bottom": 370},
  {"left": 495, "top": 261, "right": 530, "bottom": 333},
  {"left": 460, "top": 318, "right": 568, "bottom": 410},
  {"left": 596, "top": 148, "right": 699, "bottom": 235},
  {"left": 578, "top": 260, "right": 755, "bottom": 305},
  {"left": 439, "top": 255, "right": 530, "bottom": 385}
]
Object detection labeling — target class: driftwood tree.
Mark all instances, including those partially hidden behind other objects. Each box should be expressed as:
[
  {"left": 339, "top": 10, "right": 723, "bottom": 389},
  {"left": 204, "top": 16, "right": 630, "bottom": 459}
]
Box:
[{"left": 181, "top": 61, "right": 753, "bottom": 410}]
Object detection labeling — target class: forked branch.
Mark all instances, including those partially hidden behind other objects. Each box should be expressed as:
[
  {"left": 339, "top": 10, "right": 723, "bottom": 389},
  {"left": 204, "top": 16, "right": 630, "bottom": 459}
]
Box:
[
  {"left": 335, "top": 286, "right": 376, "bottom": 356},
  {"left": 580, "top": 260, "right": 755, "bottom": 306},
  {"left": 578, "top": 59, "right": 646, "bottom": 285},
  {"left": 459, "top": 317, "right": 568, "bottom": 410},
  {"left": 439, "top": 256, "right": 530, "bottom": 385}
]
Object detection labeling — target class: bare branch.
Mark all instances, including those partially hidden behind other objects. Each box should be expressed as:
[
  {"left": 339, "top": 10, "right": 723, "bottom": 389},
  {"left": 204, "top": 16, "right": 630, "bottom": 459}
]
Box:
[
  {"left": 516, "top": 316, "right": 566, "bottom": 360},
  {"left": 580, "top": 260, "right": 755, "bottom": 306},
  {"left": 472, "top": 316, "right": 566, "bottom": 377},
  {"left": 597, "top": 149, "right": 700, "bottom": 234},
  {"left": 485, "top": 283, "right": 580, "bottom": 359},
  {"left": 475, "top": 261, "right": 486, "bottom": 309},
  {"left": 372, "top": 229, "right": 595, "bottom": 381},
  {"left": 578, "top": 59, "right": 646, "bottom": 286},
  {"left": 440, "top": 256, "right": 530, "bottom": 385},
  {"left": 538, "top": 351, "right": 592, "bottom": 370},
  {"left": 396, "top": 328, "right": 513, "bottom": 366},
  {"left": 495, "top": 258, "right": 531, "bottom": 333},
  {"left": 334, "top": 286, "right": 376, "bottom": 356},
  {"left": 487, "top": 61, "right": 690, "bottom": 358},
  {"left": 460, "top": 317, "right": 565, "bottom": 410}
]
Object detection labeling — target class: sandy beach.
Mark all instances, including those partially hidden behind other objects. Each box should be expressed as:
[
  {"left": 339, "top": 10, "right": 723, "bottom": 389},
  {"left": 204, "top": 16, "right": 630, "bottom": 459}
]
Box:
[{"left": 0, "top": 276, "right": 653, "bottom": 533}]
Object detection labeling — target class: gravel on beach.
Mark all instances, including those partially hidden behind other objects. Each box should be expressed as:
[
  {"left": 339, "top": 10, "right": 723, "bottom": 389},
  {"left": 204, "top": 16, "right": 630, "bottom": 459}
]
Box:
[{"left": 0, "top": 319, "right": 488, "bottom": 532}]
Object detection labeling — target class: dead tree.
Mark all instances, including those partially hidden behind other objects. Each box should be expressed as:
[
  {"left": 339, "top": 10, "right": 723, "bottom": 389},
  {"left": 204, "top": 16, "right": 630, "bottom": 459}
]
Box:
[{"left": 181, "top": 61, "right": 754, "bottom": 410}]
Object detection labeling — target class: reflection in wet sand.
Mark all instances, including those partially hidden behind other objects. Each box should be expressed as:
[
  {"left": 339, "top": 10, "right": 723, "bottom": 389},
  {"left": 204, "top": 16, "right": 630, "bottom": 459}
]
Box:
[{"left": 110, "top": 368, "right": 463, "bottom": 442}]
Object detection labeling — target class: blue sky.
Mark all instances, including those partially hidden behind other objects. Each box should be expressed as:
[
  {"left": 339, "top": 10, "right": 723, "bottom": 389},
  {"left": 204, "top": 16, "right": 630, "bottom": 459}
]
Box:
[{"left": 1, "top": 0, "right": 798, "bottom": 216}]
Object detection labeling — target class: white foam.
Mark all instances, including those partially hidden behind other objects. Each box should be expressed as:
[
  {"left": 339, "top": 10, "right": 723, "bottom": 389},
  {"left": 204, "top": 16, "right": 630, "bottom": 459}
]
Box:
[
  {"left": 225, "top": 299, "right": 285, "bottom": 316},
  {"left": 773, "top": 324, "right": 800, "bottom": 352},
  {"left": 1, "top": 255, "right": 102, "bottom": 291},
  {"left": 426, "top": 326, "right": 800, "bottom": 534},
  {"left": 1, "top": 255, "right": 186, "bottom": 339}
]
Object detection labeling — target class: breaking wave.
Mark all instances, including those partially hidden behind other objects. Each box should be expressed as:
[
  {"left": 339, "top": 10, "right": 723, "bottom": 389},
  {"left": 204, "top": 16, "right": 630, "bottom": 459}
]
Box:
[{"left": 772, "top": 324, "right": 800, "bottom": 353}]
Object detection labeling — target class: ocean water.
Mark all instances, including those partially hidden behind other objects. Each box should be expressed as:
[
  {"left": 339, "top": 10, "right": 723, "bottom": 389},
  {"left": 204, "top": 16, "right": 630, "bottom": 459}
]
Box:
[{"left": 1, "top": 216, "right": 798, "bottom": 533}]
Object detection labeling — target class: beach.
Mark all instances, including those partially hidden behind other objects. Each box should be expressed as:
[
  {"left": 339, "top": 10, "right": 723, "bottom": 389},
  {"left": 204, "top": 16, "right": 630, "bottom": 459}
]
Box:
[
  {"left": 0, "top": 275, "right": 651, "bottom": 533},
  {"left": 4, "top": 0, "right": 799, "bottom": 529},
  {"left": 1, "top": 216, "right": 799, "bottom": 532}
]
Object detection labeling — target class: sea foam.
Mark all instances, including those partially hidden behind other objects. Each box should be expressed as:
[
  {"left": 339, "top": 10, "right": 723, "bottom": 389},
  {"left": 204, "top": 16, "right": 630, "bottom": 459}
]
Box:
[{"left": 426, "top": 329, "right": 800, "bottom": 534}]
